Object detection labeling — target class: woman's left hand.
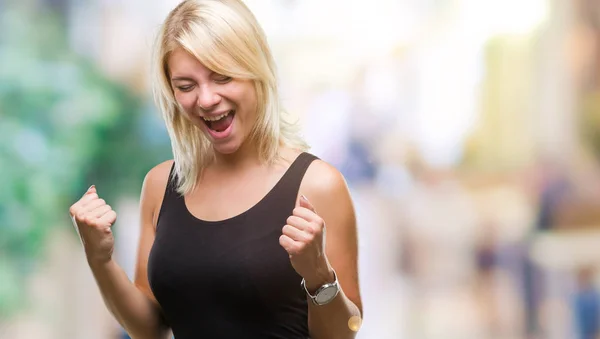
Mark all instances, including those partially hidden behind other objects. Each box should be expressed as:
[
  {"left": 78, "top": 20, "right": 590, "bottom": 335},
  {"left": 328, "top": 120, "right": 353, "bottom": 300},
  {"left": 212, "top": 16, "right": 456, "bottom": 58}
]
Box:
[{"left": 279, "top": 195, "right": 334, "bottom": 289}]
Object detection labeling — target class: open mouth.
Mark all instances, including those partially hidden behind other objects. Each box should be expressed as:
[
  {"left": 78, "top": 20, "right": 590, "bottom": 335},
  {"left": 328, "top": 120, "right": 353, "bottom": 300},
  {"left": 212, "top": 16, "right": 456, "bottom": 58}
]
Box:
[{"left": 202, "top": 110, "right": 235, "bottom": 132}]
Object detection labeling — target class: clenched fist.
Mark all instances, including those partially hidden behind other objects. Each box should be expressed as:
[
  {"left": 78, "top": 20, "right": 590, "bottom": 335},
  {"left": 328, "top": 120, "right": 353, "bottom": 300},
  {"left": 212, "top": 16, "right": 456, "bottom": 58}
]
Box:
[
  {"left": 279, "top": 195, "right": 333, "bottom": 288},
  {"left": 69, "top": 185, "right": 117, "bottom": 265}
]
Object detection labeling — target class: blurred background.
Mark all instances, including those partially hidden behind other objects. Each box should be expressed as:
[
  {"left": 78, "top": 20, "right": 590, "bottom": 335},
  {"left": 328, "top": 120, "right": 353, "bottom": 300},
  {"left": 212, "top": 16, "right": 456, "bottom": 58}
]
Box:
[{"left": 2, "top": 0, "right": 600, "bottom": 338}]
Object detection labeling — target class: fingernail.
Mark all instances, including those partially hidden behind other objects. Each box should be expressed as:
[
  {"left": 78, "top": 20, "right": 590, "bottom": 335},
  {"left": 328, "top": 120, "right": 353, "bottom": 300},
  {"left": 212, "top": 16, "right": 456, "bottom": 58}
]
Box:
[
  {"left": 88, "top": 185, "right": 95, "bottom": 190},
  {"left": 301, "top": 194, "right": 307, "bottom": 201}
]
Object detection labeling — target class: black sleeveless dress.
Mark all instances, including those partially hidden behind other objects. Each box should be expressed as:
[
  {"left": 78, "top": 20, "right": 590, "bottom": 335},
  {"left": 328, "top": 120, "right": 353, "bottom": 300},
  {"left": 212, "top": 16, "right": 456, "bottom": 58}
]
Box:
[{"left": 148, "top": 152, "right": 318, "bottom": 338}]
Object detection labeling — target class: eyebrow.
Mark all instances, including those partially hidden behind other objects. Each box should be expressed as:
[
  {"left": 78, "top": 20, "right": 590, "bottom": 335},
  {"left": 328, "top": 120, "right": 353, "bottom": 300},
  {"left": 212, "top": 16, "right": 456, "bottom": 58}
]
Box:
[{"left": 171, "top": 76, "right": 194, "bottom": 82}]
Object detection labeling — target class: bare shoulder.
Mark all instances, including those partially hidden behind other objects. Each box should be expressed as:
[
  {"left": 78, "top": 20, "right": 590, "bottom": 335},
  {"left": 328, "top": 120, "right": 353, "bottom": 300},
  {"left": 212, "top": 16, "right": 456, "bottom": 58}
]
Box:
[
  {"left": 298, "top": 157, "right": 356, "bottom": 224},
  {"left": 300, "top": 158, "right": 349, "bottom": 201},
  {"left": 144, "top": 160, "right": 174, "bottom": 187},
  {"left": 141, "top": 159, "right": 175, "bottom": 226},
  {"left": 134, "top": 159, "right": 174, "bottom": 303}
]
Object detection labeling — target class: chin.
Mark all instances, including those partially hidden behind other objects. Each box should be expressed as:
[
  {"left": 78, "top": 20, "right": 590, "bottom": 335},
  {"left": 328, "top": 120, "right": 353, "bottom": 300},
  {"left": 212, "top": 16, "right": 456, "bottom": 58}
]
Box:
[{"left": 212, "top": 141, "right": 243, "bottom": 155}]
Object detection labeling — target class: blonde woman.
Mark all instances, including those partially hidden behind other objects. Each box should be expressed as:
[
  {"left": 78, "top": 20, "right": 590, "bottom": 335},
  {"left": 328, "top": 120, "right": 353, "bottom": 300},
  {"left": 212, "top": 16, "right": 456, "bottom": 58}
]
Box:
[{"left": 69, "top": 0, "right": 362, "bottom": 338}]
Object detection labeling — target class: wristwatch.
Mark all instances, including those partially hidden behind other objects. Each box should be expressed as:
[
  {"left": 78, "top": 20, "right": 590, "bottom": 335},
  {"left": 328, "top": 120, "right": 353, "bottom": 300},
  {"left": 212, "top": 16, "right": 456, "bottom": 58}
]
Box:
[{"left": 301, "top": 270, "right": 340, "bottom": 306}]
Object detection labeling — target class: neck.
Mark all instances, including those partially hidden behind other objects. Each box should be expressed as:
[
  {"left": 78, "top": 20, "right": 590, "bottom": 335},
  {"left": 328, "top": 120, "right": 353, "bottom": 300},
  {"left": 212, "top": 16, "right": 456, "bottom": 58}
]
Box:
[{"left": 212, "top": 138, "right": 262, "bottom": 171}]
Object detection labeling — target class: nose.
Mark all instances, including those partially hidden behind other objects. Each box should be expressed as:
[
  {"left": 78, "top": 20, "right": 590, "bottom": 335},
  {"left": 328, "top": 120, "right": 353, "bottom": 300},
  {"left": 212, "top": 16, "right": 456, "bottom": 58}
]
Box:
[{"left": 196, "top": 84, "right": 221, "bottom": 111}]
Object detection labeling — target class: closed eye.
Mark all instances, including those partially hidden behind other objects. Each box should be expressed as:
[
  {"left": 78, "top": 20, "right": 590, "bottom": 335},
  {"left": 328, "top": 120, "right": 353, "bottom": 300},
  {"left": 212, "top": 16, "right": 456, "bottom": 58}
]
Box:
[
  {"left": 214, "top": 75, "right": 232, "bottom": 84},
  {"left": 176, "top": 85, "right": 194, "bottom": 92}
]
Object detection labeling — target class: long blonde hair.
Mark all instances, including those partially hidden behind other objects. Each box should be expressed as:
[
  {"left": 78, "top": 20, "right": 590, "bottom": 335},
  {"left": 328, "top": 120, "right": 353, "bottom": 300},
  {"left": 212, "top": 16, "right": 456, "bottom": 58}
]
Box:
[{"left": 152, "top": 0, "right": 308, "bottom": 195}]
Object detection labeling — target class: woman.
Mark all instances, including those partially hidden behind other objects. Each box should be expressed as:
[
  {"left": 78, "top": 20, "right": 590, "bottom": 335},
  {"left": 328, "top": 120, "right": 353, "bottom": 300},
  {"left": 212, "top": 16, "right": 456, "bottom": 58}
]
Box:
[{"left": 69, "top": 0, "right": 362, "bottom": 338}]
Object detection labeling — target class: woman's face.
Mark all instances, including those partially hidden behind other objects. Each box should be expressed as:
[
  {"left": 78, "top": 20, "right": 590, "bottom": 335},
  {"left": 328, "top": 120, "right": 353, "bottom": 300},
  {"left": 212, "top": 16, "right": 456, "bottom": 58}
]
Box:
[{"left": 168, "top": 47, "right": 258, "bottom": 155}]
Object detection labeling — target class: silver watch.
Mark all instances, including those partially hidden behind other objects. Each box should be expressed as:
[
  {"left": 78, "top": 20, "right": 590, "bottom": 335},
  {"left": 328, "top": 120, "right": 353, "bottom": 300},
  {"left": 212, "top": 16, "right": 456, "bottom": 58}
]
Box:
[{"left": 301, "top": 270, "right": 340, "bottom": 306}]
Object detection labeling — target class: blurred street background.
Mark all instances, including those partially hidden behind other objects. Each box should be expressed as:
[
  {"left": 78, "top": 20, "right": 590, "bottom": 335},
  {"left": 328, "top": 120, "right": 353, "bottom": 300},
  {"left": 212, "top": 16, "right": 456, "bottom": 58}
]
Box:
[{"left": 2, "top": 0, "right": 600, "bottom": 338}]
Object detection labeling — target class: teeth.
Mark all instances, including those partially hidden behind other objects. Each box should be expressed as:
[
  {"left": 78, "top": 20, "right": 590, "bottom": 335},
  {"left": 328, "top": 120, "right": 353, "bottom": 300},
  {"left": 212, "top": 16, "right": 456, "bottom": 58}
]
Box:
[{"left": 202, "top": 111, "right": 231, "bottom": 122}]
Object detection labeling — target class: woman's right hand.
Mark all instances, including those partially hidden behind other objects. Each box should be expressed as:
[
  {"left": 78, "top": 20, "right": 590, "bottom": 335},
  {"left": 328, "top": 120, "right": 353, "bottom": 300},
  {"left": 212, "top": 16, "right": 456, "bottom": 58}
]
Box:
[{"left": 69, "top": 185, "right": 117, "bottom": 265}]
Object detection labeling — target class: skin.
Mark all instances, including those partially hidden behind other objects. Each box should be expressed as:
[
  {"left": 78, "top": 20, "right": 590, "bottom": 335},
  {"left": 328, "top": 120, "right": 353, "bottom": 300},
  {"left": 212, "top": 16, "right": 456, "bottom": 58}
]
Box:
[
  {"left": 169, "top": 47, "right": 258, "bottom": 160},
  {"left": 69, "top": 47, "right": 362, "bottom": 339}
]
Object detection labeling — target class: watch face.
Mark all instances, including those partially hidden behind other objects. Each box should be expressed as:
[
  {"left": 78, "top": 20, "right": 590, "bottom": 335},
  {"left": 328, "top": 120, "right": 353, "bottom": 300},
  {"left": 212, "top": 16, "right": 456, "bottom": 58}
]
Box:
[{"left": 316, "top": 285, "right": 338, "bottom": 304}]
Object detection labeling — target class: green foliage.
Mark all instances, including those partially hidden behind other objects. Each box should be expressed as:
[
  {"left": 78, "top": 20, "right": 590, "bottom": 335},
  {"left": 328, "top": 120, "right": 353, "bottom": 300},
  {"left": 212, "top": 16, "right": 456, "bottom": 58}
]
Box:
[{"left": 0, "top": 3, "right": 171, "bottom": 317}]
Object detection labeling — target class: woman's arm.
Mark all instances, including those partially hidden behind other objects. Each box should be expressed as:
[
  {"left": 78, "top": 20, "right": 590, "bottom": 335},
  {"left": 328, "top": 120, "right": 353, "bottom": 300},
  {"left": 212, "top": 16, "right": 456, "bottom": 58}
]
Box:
[
  {"left": 299, "top": 160, "right": 363, "bottom": 339},
  {"left": 82, "top": 161, "right": 173, "bottom": 339}
]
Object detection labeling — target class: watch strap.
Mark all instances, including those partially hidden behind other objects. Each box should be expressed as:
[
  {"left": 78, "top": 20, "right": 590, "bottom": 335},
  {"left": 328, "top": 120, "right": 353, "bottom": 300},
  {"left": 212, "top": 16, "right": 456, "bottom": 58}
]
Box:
[{"left": 301, "top": 269, "right": 339, "bottom": 305}]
